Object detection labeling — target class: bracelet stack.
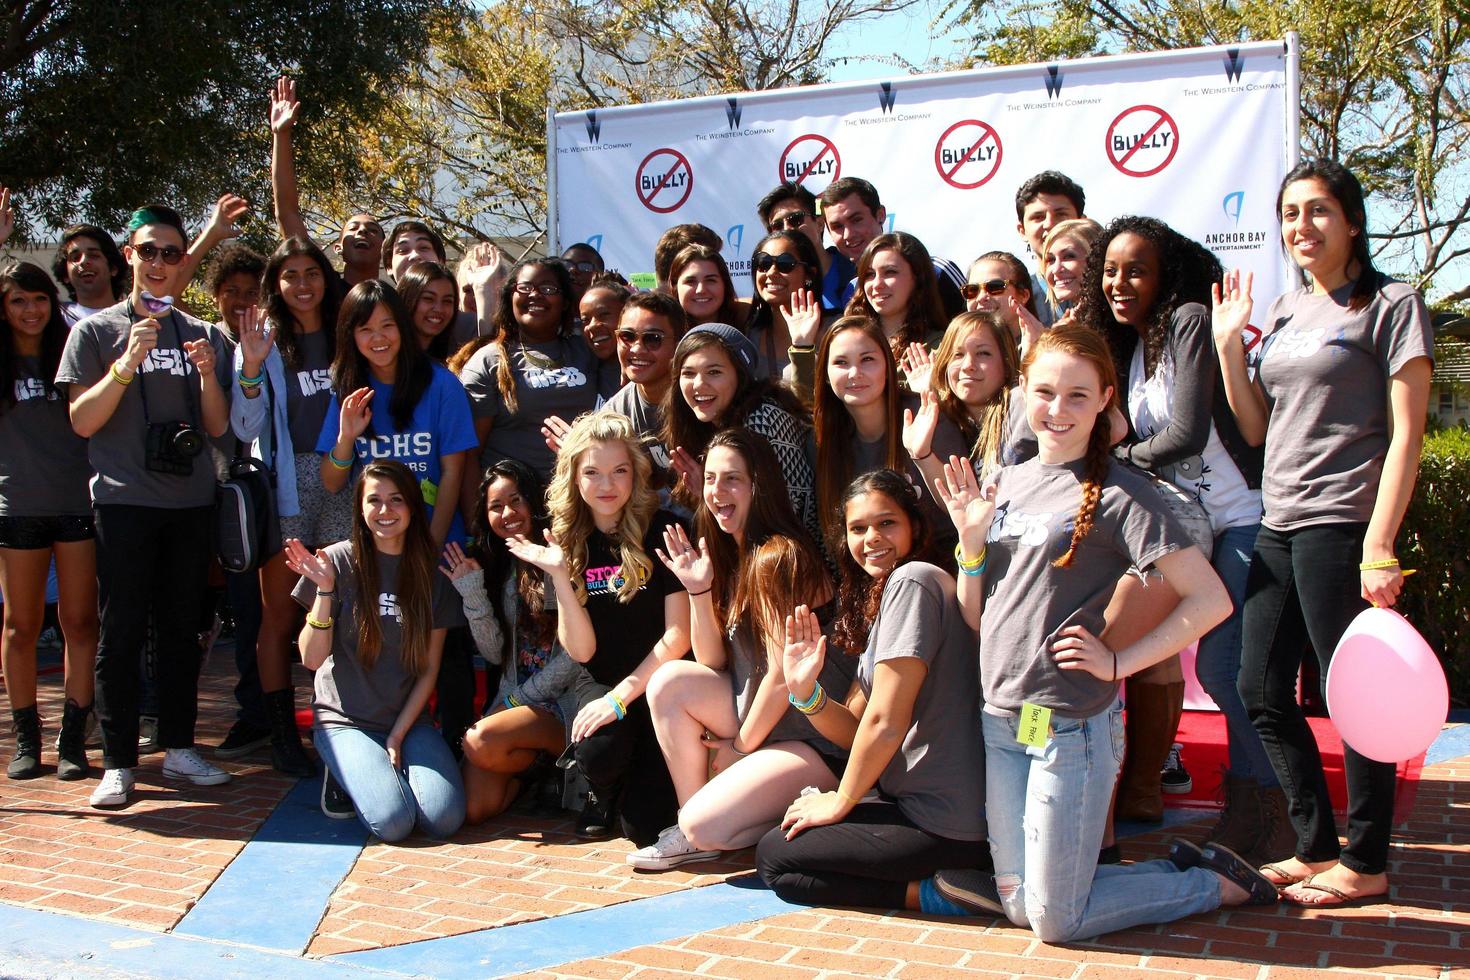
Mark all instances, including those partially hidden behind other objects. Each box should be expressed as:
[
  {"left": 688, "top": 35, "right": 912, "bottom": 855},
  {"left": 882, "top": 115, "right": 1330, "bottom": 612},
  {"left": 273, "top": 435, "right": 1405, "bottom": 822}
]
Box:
[
  {"left": 954, "top": 543, "right": 988, "bottom": 577},
  {"left": 789, "top": 682, "right": 827, "bottom": 715},
  {"left": 604, "top": 692, "right": 627, "bottom": 720},
  {"left": 327, "top": 449, "right": 354, "bottom": 470},
  {"left": 237, "top": 368, "right": 264, "bottom": 392},
  {"left": 109, "top": 363, "right": 134, "bottom": 386}
]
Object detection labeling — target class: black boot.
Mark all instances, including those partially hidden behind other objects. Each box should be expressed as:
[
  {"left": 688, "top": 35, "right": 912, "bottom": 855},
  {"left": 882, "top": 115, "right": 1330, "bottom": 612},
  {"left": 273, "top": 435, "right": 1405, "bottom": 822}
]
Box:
[
  {"left": 8, "top": 705, "right": 42, "bottom": 780},
  {"left": 55, "top": 700, "right": 91, "bottom": 781},
  {"left": 266, "top": 689, "right": 317, "bottom": 778}
]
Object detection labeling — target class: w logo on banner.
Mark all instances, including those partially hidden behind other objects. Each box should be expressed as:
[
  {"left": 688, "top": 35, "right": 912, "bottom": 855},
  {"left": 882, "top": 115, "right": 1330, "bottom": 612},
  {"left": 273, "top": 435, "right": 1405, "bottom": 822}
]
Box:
[
  {"left": 726, "top": 97, "right": 742, "bottom": 130},
  {"left": 584, "top": 111, "right": 601, "bottom": 143},
  {"left": 1223, "top": 49, "right": 1245, "bottom": 82},
  {"left": 1044, "top": 65, "right": 1064, "bottom": 99},
  {"left": 878, "top": 82, "right": 897, "bottom": 114}
]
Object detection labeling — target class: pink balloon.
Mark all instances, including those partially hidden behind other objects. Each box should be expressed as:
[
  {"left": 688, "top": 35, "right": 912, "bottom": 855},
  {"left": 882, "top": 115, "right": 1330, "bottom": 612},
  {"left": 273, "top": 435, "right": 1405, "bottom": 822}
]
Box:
[{"left": 1325, "top": 608, "right": 1448, "bottom": 763}]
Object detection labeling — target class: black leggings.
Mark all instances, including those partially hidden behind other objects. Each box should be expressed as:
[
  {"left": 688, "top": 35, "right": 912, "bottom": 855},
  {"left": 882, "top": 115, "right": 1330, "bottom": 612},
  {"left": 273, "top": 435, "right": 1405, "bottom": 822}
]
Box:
[
  {"left": 755, "top": 799, "right": 991, "bottom": 909},
  {"left": 572, "top": 695, "right": 677, "bottom": 848},
  {"left": 1239, "top": 522, "right": 1397, "bottom": 874}
]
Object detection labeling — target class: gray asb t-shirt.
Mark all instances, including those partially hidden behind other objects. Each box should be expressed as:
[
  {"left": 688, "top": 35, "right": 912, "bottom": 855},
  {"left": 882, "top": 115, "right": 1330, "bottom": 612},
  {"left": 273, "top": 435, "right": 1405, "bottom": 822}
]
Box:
[
  {"left": 856, "top": 561, "right": 986, "bottom": 842},
  {"left": 56, "top": 303, "right": 231, "bottom": 508},
  {"left": 981, "top": 456, "right": 1188, "bottom": 718},
  {"left": 1256, "top": 278, "right": 1433, "bottom": 531},
  {"left": 459, "top": 333, "right": 602, "bottom": 481},
  {"left": 283, "top": 328, "right": 335, "bottom": 453},
  {"left": 0, "top": 357, "right": 92, "bottom": 516},
  {"left": 604, "top": 382, "right": 670, "bottom": 469},
  {"left": 293, "top": 541, "right": 466, "bottom": 732}
]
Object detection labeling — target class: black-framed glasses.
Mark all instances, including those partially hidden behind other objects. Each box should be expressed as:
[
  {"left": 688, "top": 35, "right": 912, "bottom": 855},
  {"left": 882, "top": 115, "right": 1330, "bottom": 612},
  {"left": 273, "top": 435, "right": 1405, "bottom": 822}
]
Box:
[
  {"left": 753, "top": 252, "right": 800, "bottom": 274},
  {"left": 132, "top": 243, "right": 185, "bottom": 265},
  {"left": 961, "top": 278, "right": 1014, "bottom": 299},
  {"left": 771, "top": 211, "right": 813, "bottom": 232},
  {"left": 513, "top": 282, "right": 563, "bottom": 296},
  {"left": 615, "top": 329, "right": 667, "bottom": 351}
]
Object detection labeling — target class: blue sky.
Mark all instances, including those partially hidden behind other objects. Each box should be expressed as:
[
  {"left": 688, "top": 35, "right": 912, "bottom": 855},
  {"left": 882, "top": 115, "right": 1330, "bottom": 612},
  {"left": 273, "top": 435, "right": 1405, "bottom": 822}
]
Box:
[{"left": 825, "top": 0, "right": 970, "bottom": 81}]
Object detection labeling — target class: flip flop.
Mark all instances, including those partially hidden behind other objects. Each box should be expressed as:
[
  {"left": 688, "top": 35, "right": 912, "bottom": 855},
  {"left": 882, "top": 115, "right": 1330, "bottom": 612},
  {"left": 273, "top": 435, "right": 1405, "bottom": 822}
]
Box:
[
  {"left": 1282, "top": 875, "right": 1389, "bottom": 908},
  {"left": 1200, "top": 844, "right": 1279, "bottom": 906},
  {"left": 1260, "top": 862, "right": 1309, "bottom": 887}
]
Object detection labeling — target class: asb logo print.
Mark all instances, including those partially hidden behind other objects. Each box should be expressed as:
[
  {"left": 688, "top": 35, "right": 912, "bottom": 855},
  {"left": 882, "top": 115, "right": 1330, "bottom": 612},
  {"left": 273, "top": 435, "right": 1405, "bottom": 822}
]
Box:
[
  {"left": 1044, "top": 65, "right": 1064, "bottom": 99},
  {"left": 779, "top": 134, "right": 841, "bottom": 191},
  {"left": 635, "top": 148, "right": 694, "bottom": 214},
  {"left": 726, "top": 97, "right": 742, "bottom": 130},
  {"left": 1105, "top": 104, "right": 1179, "bottom": 178},
  {"left": 1223, "top": 49, "right": 1245, "bottom": 83},
  {"left": 878, "top": 81, "right": 897, "bottom": 114},
  {"left": 934, "top": 120, "right": 1003, "bottom": 190},
  {"left": 584, "top": 111, "right": 601, "bottom": 144}
]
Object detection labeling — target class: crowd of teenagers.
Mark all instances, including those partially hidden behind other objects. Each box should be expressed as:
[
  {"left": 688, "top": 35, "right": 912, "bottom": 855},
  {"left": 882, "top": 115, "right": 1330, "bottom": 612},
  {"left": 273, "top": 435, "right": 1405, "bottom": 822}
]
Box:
[{"left": 0, "top": 79, "right": 1435, "bottom": 938}]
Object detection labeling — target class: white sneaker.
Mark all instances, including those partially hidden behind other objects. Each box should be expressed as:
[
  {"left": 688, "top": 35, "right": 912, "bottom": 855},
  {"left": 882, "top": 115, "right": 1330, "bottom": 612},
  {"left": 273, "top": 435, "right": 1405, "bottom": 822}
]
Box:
[
  {"left": 163, "top": 747, "right": 232, "bottom": 786},
  {"left": 90, "top": 768, "right": 135, "bottom": 808},
  {"left": 626, "top": 824, "right": 720, "bottom": 871}
]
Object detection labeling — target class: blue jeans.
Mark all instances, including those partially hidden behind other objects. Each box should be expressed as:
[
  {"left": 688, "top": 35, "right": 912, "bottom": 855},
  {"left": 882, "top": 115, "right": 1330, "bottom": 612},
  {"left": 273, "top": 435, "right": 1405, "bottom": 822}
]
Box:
[
  {"left": 1192, "top": 523, "right": 1276, "bottom": 786},
  {"left": 984, "top": 701, "right": 1220, "bottom": 942},
  {"left": 314, "top": 723, "right": 466, "bottom": 842}
]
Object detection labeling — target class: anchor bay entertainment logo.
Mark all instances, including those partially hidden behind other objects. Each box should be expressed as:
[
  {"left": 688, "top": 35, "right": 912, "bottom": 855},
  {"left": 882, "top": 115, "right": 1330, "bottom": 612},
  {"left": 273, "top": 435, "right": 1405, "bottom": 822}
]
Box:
[{"left": 1203, "top": 190, "right": 1270, "bottom": 252}]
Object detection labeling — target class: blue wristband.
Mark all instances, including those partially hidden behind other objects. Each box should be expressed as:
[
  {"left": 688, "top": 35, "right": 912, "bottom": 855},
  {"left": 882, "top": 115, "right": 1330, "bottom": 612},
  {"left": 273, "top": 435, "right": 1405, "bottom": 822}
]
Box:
[{"left": 788, "top": 681, "right": 823, "bottom": 712}]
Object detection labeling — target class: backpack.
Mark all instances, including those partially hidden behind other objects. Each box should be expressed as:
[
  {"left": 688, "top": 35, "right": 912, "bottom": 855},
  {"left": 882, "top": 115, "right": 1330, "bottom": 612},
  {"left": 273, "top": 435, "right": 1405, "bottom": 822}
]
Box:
[{"left": 217, "top": 455, "right": 280, "bottom": 573}]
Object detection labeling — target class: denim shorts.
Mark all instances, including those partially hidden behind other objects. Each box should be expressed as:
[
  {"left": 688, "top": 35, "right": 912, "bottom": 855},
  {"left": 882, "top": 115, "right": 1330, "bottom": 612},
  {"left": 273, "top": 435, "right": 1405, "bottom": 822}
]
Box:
[{"left": 0, "top": 514, "right": 96, "bottom": 549}]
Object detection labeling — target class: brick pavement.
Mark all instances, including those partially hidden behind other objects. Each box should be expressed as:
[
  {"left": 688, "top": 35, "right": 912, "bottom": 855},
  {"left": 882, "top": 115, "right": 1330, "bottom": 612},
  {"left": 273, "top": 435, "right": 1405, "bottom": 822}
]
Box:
[{"left": 1, "top": 647, "right": 1466, "bottom": 978}]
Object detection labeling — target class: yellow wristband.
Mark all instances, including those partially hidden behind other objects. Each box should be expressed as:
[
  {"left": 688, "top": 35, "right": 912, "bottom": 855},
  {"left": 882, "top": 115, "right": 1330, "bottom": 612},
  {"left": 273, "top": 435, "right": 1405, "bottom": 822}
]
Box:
[
  {"left": 110, "top": 362, "right": 134, "bottom": 386},
  {"left": 837, "top": 788, "right": 863, "bottom": 807},
  {"left": 955, "top": 543, "right": 987, "bottom": 571},
  {"left": 1359, "top": 558, "right": 1400, "bottom": 571},
  {"left": 305, "top": 614, "right": 334, "bottom": 630}
]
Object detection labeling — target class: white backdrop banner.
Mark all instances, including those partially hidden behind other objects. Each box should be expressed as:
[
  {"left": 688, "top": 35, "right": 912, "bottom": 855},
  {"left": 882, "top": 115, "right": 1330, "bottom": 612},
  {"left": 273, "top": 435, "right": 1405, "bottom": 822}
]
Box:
[{"left": 550, "top": 40, "right": 1297, "bottom": 298}]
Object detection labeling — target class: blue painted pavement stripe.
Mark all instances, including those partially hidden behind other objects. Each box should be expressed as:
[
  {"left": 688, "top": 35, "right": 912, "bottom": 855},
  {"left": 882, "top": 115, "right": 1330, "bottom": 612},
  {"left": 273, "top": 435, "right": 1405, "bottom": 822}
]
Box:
[
  {"left": 331, "top": 877, "right": 798, "bottom": 978},
  {"left": 174, "top": 776, "right": 368, "bottom": 952},
  {"left": 0, "top": 903, "right": 407, "bottom": 979},
  {"left": 1426, "top": 723, "right": 1470, "bottom": 766}
]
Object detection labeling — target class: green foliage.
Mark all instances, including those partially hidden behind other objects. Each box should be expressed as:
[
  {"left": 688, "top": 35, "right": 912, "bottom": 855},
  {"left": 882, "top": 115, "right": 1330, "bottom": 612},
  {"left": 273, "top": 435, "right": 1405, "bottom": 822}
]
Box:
[
  {"left": 1, "top": 0, "right": 449, "bottom": 238},
  {"left": 1399, "top": 426, "right": 1470, "bottom": 705}
]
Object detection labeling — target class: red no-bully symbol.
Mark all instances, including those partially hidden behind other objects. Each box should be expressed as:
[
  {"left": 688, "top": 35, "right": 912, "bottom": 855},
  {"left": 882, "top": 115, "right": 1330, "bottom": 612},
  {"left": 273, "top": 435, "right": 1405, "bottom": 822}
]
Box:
[
  {"left": 934, "top": 120, "right": 1003, "bottom": 189},
  {"left": 635, "top": 148, "right": 694, "bottom": 213},
  {"left": 778, "top": 134, "right": 841, "bottom": 190},
  {"left": 1105, "top": 105, "right": 1179, "bottom": 178}
]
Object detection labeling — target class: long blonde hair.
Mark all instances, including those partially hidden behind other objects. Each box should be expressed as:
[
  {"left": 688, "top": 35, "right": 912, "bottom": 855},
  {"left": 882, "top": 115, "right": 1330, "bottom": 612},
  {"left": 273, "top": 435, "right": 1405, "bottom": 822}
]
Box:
[
  {"left": 932, "top": 311, "right": 1019, "bottom": 472},
  {"left": 547, "top": 411, "right": 659, "bottom": 604}
]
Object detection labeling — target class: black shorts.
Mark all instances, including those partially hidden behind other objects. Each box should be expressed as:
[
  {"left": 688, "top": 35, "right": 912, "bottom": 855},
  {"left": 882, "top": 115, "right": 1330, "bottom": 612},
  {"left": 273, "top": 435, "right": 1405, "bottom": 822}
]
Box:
[{"left": 0, "top": 515, "right": 96, "bottom": 550}]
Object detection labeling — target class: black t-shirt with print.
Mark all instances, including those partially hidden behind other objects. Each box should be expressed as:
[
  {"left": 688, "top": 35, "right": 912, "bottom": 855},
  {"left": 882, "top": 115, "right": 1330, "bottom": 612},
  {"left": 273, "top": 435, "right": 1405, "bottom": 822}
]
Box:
[{"left": 580, "top": 510, "right": 686, "bottom": 686}]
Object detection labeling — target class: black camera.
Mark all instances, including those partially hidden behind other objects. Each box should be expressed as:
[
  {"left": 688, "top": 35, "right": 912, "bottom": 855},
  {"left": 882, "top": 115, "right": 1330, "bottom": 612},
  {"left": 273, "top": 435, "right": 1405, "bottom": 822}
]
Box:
[{"left": 145, "top": 421, "right": 205, "bottom": 475}]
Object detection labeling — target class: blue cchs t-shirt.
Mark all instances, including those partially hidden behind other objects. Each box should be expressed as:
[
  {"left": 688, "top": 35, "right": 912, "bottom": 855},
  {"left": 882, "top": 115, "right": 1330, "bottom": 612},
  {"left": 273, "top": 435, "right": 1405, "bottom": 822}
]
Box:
[{"left": 317, "top": 362, "right": 479, "bottom": 540}]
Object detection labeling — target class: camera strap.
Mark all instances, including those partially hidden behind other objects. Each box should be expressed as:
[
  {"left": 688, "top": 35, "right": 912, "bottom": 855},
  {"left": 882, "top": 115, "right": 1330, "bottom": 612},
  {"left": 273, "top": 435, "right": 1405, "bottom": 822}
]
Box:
[{"left": 133, "top": 309, "right": 203, "bottom": 429}]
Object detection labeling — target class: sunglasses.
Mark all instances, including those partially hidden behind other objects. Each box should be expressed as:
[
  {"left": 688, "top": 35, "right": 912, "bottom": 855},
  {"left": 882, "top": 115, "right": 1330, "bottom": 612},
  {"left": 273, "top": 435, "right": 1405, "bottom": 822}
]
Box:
[
  {"left": 513, "top": 282, "right": 563, "bottom": 296},
  {"left": 615, "top": 329, "right": 667, "bottom": 351},
  {"left": 771, "top": 211, "right": 813, "bottom": 232},
  {"left": 961, "top": 278, "right": 1014, "bottom": 299},
  {"left": 132, "top": 243, "right": 185, "bottom": 266},
  {"left": 753, "top": 252, "right": 801, "bottom": 274},
  {"left": 565, "top": 260, "right": 598, "bottom": 273}
]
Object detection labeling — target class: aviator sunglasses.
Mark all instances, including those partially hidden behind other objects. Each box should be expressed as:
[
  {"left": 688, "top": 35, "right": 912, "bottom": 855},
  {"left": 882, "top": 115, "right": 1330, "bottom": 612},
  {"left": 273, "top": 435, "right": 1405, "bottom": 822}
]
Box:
[{"left": 961, "top": 278, "right": 1015, "bottom": 300}]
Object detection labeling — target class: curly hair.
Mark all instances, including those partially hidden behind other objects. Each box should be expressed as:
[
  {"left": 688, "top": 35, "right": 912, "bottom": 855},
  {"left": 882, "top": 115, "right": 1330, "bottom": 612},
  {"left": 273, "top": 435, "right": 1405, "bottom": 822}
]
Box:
[
  {"left": 1019, "top": 325, "right": 1119, "bottom": 568},
  {"left": 547, "top": 410, "right": 659, "bottom": 605},
  {"left": 830, "top": 469, "right": 932, "bottom": 652},
  {"left": 1072, "top": 215, "right": 1222, "bottom": 379}
]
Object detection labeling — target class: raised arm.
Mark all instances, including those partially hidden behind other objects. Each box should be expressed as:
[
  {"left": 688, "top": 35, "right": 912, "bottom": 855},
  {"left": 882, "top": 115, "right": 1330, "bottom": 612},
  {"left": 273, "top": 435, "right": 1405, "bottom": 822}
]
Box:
[
  {"left": 269, "top": 77, "right": 311, "bottom": 243},
  {"left": 1211, "top": 270, "right": 1268, "bottom": 446},
  {"left": 654, "top": 523, "right": 725, "bottom": 670},
  {"left": 178, "top": 194, "right": 248, "bottom": 291},
  {"left": 933, "top": 456, "right": 998, "bottom": 632}
]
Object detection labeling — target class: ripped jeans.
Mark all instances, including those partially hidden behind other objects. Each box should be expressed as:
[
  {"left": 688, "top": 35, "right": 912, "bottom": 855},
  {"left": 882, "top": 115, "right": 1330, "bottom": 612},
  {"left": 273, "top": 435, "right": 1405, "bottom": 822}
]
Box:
[{"left": 983, "top": 700, "right": 1221, "bottom": 942}]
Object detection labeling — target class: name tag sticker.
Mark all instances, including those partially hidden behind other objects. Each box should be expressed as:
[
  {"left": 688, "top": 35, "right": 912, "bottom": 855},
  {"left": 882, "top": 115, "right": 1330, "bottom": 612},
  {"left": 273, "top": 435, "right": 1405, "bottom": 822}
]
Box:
[
  {"left": 1017, "top": 702, "right": 1053, "bottom": 748},
  {"left": 420, "top": 478, "right": 439, "bottom": 506}
]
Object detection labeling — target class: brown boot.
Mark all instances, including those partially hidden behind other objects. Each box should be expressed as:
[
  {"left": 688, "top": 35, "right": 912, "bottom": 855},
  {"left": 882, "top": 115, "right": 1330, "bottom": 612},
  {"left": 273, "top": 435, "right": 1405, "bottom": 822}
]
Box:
[
  {"left": 1116, "top": 679, "right": 1185, "bottom": 822},
  {"left": 1250, "top": 785, "right": 1299, "bottom": 868},
  {"left": 1203, "top": 770, "right": 1263, "bottom": 856}
]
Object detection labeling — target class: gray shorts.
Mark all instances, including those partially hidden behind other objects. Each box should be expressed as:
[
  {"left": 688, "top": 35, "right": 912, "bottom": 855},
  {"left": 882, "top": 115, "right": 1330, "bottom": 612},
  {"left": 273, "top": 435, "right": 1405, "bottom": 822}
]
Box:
[{"left": 279, "top": 453, "right": 353, "bottom": 548}]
